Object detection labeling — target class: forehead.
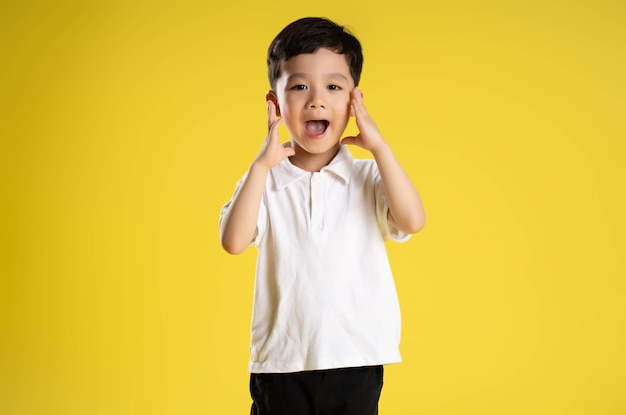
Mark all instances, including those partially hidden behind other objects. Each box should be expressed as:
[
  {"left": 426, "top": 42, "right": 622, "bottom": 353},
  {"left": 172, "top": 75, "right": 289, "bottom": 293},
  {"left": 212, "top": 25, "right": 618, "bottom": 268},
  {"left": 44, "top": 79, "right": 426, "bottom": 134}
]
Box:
[{"left": 281, "top": 48, "right": 352, "bottom": 79}]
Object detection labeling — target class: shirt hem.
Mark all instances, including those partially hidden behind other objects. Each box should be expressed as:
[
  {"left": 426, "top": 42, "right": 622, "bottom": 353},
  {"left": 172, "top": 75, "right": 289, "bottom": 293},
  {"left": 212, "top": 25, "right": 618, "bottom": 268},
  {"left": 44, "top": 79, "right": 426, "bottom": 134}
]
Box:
[{"left": 248, "top": 353, "right": 402, "bottom": 374}]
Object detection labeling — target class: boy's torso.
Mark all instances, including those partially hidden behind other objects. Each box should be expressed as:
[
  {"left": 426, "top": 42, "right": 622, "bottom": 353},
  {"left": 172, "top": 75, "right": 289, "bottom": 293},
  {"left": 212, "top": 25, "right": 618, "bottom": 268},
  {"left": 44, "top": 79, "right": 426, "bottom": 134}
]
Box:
[{"left": 248, "top": 146, "right": 407, "bottom": 373}]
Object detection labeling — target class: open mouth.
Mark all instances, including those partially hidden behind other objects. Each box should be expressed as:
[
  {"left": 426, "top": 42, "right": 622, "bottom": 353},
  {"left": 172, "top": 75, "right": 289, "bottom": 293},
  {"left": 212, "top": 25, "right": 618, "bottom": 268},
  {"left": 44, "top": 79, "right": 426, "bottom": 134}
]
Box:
[{"left": 304, "top": 120, "right": 329, "bottom": 136}]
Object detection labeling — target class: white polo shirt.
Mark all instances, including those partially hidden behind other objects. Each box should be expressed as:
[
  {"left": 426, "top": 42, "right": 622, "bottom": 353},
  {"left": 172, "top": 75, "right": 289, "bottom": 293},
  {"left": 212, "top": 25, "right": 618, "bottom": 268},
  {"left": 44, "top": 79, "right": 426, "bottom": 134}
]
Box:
[{"left": 222, "top": 145, "right": 410, "bottom": 373}]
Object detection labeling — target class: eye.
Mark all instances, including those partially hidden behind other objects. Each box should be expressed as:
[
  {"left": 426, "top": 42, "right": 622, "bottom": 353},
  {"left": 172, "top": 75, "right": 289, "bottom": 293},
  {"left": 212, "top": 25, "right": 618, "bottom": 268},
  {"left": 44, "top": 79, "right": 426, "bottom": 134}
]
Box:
[
  {"left": 291, "top": 84, "right": 308, "bottom": 90},
  {"left": 328, "top": 84, "right": 341, "bottom": 91}
]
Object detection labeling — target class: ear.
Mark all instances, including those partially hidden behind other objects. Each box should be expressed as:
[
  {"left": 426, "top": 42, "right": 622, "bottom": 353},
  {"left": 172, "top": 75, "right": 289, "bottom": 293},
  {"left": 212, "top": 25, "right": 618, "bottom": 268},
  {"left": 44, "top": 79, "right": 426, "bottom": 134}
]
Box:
[{"left": 265, "top": 90, "right": 280, "bottom": 117}]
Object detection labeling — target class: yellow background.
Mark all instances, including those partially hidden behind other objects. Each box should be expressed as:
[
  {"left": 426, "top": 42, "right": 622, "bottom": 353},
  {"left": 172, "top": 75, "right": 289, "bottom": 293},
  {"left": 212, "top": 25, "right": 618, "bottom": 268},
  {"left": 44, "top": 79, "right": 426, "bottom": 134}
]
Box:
[{"left": 1, "top": 0, "right": 624, "bottom": 414}]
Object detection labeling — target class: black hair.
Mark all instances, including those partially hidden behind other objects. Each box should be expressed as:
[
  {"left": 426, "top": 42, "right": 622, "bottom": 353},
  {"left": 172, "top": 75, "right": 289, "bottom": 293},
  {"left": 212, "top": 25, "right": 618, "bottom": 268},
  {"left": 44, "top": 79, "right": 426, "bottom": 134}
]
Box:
[{"left": 267, "top": 17, "right": 363, "bottom": 89}]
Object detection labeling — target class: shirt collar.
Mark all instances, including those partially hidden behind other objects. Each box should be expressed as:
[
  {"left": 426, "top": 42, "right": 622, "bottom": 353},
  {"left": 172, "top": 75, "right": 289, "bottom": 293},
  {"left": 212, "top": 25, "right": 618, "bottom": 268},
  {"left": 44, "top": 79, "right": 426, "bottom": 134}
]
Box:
[
  {"left": 321, "top": 145, "right": 353, "bottom": 184},
  {"left": 271, "top": 145, "right": 354, "bottom": 189}
]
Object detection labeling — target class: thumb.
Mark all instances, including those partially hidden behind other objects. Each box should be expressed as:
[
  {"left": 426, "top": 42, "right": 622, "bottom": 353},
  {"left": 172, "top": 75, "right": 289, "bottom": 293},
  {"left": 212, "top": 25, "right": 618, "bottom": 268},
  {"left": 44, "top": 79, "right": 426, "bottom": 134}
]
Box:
[
  {"left": 267, "top": 116, "right": 284, "bottom": 143},
  {"left": 282, "top": 141, "right": 296, "bottom": 156},
  {"left": 341, "top": 135, "right": 359, "bottom": 146}
]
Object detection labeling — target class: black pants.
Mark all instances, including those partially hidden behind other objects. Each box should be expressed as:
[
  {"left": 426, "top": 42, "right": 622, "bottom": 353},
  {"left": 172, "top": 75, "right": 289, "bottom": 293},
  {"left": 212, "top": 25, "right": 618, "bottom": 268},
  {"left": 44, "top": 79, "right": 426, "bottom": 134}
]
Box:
[{"left": 250, "top": 365, "right": 383, "bottom": 415}]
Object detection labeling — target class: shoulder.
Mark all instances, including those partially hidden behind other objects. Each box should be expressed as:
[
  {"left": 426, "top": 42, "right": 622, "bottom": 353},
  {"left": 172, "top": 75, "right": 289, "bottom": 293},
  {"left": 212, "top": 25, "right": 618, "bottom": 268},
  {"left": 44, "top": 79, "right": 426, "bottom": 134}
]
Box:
[{"left": 351, "top": 157, "right": 380, "bottom": 179}]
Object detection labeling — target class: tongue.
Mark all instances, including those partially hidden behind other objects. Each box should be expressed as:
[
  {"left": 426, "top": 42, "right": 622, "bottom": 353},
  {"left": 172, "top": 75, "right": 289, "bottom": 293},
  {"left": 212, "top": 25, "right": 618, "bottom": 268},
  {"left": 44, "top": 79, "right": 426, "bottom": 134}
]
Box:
[{"left": 305, "top": 120, "right": 327, "bottom": 135}]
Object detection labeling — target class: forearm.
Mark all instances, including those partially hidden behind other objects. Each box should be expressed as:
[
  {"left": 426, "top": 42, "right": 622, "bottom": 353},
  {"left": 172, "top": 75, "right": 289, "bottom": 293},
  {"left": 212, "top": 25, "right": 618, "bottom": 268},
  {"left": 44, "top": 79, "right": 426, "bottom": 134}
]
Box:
[
  {"left": 372, "top": 143, "right": 425, "bottom": 234},
  {"left": 220, "top": 161, "right": 270, "bottom": 254}
]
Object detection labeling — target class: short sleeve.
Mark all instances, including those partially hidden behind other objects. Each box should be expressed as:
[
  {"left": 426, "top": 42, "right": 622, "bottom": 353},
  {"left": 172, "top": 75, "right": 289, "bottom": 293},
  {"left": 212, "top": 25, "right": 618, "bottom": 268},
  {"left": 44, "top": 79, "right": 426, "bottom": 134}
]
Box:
[
  {"left": 252, "top": 192, "right": 267, "bottom": 247},
  {"left": 374, "top": 170, "right": 411, "bottom": 243},
  {"left": 219, "top": 175, "right": 268, "bottom": 249}
]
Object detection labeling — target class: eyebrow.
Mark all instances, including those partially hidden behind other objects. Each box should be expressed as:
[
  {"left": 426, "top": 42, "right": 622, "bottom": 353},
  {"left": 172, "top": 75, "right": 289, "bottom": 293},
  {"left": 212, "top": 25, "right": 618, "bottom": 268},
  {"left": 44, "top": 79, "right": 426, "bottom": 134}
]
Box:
[{"left": 287, "top": 73, "right": 350, "bottom": 82}]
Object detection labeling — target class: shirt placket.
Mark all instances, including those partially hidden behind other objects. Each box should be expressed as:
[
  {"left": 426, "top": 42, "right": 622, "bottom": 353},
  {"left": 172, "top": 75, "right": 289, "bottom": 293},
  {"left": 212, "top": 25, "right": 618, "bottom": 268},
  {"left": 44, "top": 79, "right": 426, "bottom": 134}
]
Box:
[{"left": 310, "top": 173, "right": 324, "bottom": 230}]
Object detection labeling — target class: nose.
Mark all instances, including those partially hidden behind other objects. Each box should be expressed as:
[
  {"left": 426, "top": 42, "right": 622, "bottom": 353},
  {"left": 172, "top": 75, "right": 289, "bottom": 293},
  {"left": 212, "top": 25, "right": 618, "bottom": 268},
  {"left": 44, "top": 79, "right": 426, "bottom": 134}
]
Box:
[{"left": 306, "top": 88, "right": 326, "bottom": 109}]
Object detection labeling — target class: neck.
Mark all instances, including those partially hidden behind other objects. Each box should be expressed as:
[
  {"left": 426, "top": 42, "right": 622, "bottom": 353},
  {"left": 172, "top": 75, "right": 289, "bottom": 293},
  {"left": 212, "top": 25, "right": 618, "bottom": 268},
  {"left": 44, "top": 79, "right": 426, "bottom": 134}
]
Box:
[{"left": 289, "top": 142, "right": 341, "bottom": 172}]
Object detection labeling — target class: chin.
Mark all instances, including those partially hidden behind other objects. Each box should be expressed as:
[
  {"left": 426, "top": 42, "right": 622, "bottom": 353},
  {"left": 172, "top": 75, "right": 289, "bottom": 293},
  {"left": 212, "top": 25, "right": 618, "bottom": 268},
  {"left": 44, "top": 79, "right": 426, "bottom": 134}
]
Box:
[{"left": 297, "top": 140, "right": 341, "bottom": 155}]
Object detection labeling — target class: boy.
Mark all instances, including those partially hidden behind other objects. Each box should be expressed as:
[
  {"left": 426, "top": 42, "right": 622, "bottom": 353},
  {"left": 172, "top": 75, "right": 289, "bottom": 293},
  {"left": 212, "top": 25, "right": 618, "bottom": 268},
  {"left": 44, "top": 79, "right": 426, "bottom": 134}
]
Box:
[{"left": 219, "top": 17, "right": 425, "bottom": 415}]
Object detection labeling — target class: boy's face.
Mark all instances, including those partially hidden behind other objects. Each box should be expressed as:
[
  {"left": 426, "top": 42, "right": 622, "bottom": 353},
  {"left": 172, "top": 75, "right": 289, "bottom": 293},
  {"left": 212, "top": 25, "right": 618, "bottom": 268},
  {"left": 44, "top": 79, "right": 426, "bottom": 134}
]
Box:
[{"left": 271, "top": 48, "right": 355, "bottom": 156}]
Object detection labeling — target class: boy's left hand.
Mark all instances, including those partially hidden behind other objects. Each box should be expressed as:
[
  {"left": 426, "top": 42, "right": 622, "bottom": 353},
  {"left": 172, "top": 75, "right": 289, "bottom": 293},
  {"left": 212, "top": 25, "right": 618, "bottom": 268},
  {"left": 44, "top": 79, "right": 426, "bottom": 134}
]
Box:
[{"left": 341, "top": 87, "right": 387, "bottom": 153}]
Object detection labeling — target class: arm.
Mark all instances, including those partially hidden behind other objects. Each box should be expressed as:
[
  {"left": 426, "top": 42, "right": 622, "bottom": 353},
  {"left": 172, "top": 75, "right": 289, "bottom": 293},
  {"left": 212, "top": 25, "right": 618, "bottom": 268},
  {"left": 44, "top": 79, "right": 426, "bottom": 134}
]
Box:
[
  {"left": 220, "top": 100, "right": 295, "bottom": 254},
  {"left": 371, "top": 141, "right": 426, "bottom": 234},
  {"left": 341, "top": 88, "right": 426, "bottom": 234}
]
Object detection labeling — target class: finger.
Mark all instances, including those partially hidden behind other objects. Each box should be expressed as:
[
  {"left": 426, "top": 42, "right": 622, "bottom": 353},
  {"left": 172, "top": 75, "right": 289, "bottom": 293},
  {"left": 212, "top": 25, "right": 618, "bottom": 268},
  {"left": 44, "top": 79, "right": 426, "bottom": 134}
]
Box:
[
  {"left": 351, "top": 88, "right": 367, "bottom": 118},
  {"left": 354, "top": 86, "right": 364, "bottom": 100},
  {"left": 267, "top": 100, "right": 277, "bottom": 131},
  {"left": 268, "top": 116, "right": 284, "bottom": 143}
]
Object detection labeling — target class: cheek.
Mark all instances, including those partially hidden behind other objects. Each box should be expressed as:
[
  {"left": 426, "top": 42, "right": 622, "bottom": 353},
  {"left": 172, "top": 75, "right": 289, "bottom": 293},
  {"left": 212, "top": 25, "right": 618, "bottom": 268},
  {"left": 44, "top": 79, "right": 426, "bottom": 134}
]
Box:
[
  {"left": 278, "top": 97, "right": 304, "bottom": 121},
  {"left": 278, "top": 106, "right": 296, "bottom": 125},
  {"left": 277, "top": 97, "right": 295, "bottom": 118},
  {"left": 277, "top": 107, "right": 301, "bottom": 136},
  {"left": 342, "top": 98, "right": 353, "bottom": 119},
  {"left": 342, "top": 94, "right": 352, "bottom": 111}
]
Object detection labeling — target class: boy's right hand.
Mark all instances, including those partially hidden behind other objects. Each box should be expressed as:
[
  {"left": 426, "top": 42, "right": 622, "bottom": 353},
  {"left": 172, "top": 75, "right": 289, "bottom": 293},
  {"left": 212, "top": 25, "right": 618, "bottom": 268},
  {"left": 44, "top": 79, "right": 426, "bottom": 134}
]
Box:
[{"left": 254, "top": 100, "right": 295, "bottom": 170}]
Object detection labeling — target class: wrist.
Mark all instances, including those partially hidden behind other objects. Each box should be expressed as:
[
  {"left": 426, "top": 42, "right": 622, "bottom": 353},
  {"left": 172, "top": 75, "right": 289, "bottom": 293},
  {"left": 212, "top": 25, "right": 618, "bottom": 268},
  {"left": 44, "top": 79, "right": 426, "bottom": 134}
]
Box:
[
  {"left": 250, "top": 159, "right": 272, "bottom": 175},
  {"left": 370, "top": 140, "right": 391, "bottom": 158}
]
